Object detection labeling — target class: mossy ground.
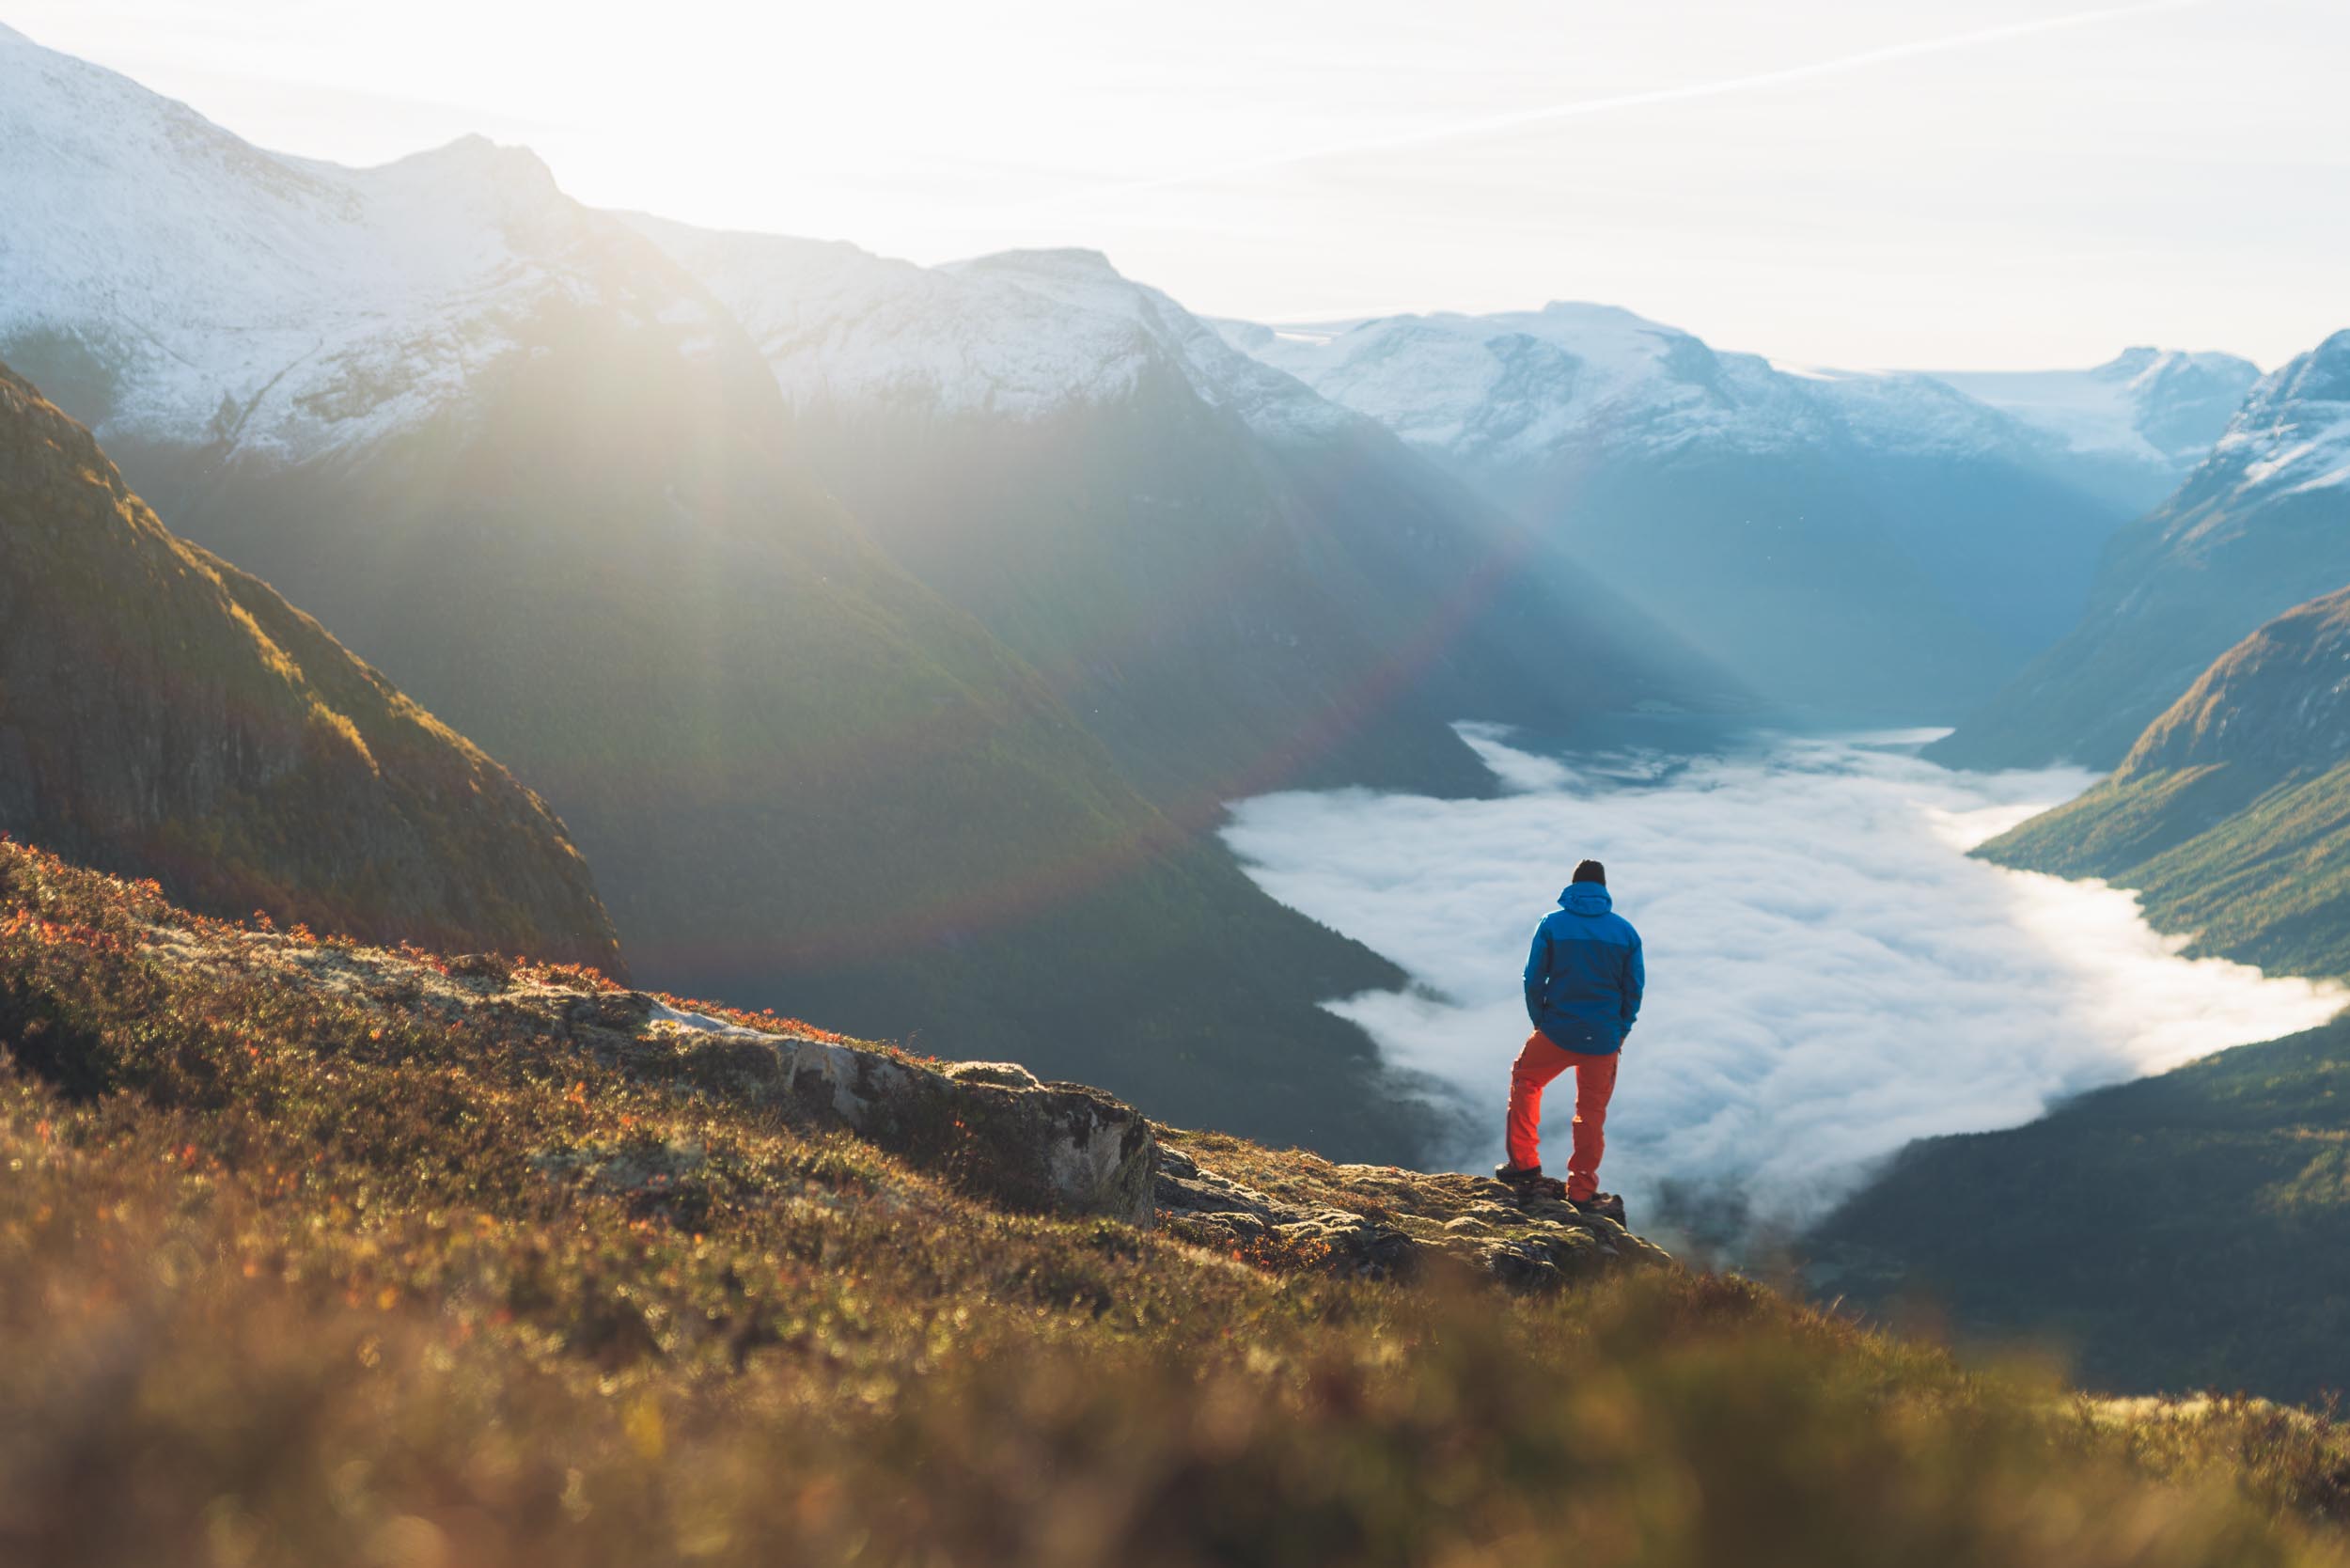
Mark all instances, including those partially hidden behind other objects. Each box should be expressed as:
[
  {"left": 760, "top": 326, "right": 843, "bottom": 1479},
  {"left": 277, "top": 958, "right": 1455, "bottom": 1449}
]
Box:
[{"left": 6, "top": 837, "right": 2350, "bottom": 1566}]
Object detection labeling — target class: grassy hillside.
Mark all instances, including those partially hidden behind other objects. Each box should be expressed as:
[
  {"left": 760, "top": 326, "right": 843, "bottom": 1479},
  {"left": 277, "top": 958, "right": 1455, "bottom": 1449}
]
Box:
[
  {"left": 8, "top": 839, "right": 2350, "bottom": 1566},
  {"left": 0, "top": 362, "right": 620, "bottom": 970},
  {"left": 1980, "top": 587, "right": 2350, "bottom": 978},
  {"left": 109, "top": 300, "right": 1428, "bottom": 1161},
  {"left": 1810, "top": 1015, "right": 2350, "bottom": 1405}
]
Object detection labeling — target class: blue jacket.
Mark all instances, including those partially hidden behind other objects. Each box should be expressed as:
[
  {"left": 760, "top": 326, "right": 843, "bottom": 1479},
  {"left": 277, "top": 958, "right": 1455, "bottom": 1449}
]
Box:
[{"left": 1524, "top": 884, "right": 1643, "bottom": 1055}]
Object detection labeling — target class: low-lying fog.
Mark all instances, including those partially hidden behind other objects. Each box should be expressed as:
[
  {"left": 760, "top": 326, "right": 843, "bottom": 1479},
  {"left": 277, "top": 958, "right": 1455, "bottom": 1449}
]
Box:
[{"left": 1225, "top": 726, "right": 2347, "bottom": 1235}]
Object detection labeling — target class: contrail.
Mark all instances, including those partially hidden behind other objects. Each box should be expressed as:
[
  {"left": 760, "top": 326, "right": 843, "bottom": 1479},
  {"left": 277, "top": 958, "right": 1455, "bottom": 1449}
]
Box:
[{"left": 1017, "top": 0, "right": 2207, "bottom": 213}]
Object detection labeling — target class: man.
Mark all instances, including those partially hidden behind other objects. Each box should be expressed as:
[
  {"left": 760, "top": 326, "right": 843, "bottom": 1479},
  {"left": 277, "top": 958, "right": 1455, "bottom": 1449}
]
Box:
[{"left": 1498, "top": 858, "right": 1642, "bottom": 1221}]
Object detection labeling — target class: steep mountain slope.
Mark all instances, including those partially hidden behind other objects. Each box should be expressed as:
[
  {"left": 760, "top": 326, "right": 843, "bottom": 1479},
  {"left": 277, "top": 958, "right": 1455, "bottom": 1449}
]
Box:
[
  {"left": 0, "top": 26, "right": 1420, "bottom": 1157},
  {"left": 634, "top": 222, "right": 1740, "bottom": 813},
  {"left": 1931, "top": 348, "right": 2261, "bottom": 511},
  {"left": 1933, "top": 331, "right": 2350, "bottom": 771},
  {"left": 1979, "top": 586, "right": 2350, "bottom": 979},
  {"left": 0, "top": 361, "right": 619, "bottom": 968},
  {"left": 8, "top": 837, "right": 2350, "bottom": 1565},
  {"left": 1225, "top": 306, "right": 2159, "bottom": 717},
  {"left": 1810, "top": 1012, "right": 2350, "bottom": 1404}
]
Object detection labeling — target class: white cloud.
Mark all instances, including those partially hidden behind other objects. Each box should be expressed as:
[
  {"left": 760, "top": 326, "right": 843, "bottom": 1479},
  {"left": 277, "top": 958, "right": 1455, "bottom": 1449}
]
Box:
[{"left": 1223, "top": 729, "right": 2346, "bottom": 1233}]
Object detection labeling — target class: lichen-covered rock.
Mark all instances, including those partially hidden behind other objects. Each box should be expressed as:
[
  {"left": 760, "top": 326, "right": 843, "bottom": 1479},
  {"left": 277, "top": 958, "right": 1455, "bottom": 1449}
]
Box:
[
  {"left": 941, "top": 1061, "right": 1042, "bottom": 1090},
  {"left": 567, "top": 999, "right": 1159, "bottom": 1225},
  {"left": 1156, "top": 1140, "right": 1670, "bottom": 1289}
]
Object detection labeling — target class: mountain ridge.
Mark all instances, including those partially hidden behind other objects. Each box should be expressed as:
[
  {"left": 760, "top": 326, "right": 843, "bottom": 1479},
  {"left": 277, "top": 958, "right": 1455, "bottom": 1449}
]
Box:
[
  {"left": 1931, "top": 329, "right": 2350, "bottom": 772},
  {"left": 0, "top": 360, "right": 622, "bottom": 968},
  {"left": 1217, "top": 301, "right": 2189, "bottom": 716}
]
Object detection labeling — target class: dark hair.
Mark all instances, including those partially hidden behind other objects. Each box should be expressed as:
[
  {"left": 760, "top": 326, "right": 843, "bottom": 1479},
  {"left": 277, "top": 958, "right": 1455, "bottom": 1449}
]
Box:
[{"left": 1572, "top": 858, "right": 1606, "bottom": 886}]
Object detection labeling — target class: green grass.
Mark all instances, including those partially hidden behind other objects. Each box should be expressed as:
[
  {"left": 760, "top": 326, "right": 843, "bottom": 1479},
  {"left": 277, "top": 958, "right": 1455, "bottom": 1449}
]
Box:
[
  {"left": 8, "top": 838, "right": 2350, "bottom": 1565},
  {"left": 1987, "top": 761, "right": 2350, "bottom": 980}
]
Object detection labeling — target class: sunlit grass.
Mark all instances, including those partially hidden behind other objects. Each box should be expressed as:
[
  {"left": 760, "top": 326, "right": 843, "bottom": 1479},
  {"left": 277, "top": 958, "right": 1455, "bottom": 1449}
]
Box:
[{"left": 4, "top": 836, "right": 2349, "bottom": 1565}]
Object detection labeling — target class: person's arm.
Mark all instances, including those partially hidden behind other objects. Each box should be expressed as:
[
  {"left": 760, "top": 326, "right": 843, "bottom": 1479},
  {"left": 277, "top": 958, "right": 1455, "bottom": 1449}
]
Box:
[
  {"left": 1621, "top": 935, "right": 1645, "bottom": 1033},
  {"left": 1523, "top": 923, "right": 1551, "bottom": 1028}
]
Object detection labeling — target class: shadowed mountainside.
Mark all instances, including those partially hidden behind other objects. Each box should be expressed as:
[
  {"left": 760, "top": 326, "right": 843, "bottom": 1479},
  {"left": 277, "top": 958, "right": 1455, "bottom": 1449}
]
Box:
[
  {"left": 0, "top": 363, "right": 620, "bottom": 968},
  {"left": 1934, "top": 331, "right": 2350, "bottom": 771},
  {"left": 1222, "top": 305, "right": 2174, "bottom": 720},
  {"left": 630, "top": 225, "right": 1744, "bottom": 816}
]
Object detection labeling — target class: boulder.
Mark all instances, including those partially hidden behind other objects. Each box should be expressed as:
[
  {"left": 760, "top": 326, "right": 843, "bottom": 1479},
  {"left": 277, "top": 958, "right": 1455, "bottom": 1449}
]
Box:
[
  {"left": 566, "top": 996, "right": 1158, "bottom": 1225},
  {"left": 1156, "top": 1149, "right": 1669, "bottom": 1289}
]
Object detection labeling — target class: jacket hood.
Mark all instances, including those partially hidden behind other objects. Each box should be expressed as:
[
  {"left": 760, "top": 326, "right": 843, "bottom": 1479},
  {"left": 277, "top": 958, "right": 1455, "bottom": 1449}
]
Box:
[{"left": 1559, "top": 883, "right": 1613, "bottom": 917}]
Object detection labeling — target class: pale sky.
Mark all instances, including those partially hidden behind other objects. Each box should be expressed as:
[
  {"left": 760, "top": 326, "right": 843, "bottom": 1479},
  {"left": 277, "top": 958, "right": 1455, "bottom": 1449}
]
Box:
[{"left": 11, "top": 0, "right": 2346, "bottom": 368}]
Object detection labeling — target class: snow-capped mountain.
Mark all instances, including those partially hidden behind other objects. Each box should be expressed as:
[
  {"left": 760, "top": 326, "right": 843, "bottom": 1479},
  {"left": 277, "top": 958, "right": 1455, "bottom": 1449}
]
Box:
[
  {"left": 0, "top": 24, "right": 728, "bottom": 463},
  {"left": 1929, "top": 348, "right": 2262, "bottom": 506},
  {"left": 1220, "top": 307, "right": 2250, "bottom": 503},
  {"left": 1218, "top": 304, "right": 2067, "bottom": 470},
  {"left": 1934, "top": 330, "right": 2350, "bottom": 771},
  {"left": 1218, "top": 304, "right": 2178, "bottom": 715},
  {"left": 2201, "top": 334, "right": 2350, "bottom": 504},
  {"left": 634, "top": 220, "right": 1738, "bottom": 808},
  {"left": 0, "top": 23, "right": 1480, "bottom": 1149},
  {"left": 634, "top": 220, "right": 1355, "bottom": 445}
]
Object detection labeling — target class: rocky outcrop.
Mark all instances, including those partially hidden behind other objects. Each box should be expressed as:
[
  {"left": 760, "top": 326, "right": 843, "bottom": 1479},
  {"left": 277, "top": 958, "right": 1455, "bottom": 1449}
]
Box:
[
  {"left": 564, "top": 995, "right": 1159, "bottom": 1225},
  {"left": 128, "top": 883, "right": 1660, "bottom": 1271},
  {"left": 1156, "top": 1143, "right": 1671, "bottom": 1289},
  {"left": 0, "top": 362, "right": 623, "bottom": 969}
]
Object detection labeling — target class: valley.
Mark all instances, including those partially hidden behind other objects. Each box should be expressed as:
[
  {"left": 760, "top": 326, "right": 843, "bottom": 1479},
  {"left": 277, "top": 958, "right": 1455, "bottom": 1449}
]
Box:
[
  {"left": 1221, "top": 724, "right": 2346, "bottom": 1240},
  {"left": 5, "top": 8, "right": 2350, "bottom": 1559}
]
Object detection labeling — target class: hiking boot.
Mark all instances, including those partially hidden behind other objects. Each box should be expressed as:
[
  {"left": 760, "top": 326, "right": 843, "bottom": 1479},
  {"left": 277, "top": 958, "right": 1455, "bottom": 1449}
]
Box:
[
  {"left": 1496, "top": 1163, "right": 1566, "bottom": 1201},
  {"left": 1570, "top": 1192, "right": 1627, "bottom": 1225}
]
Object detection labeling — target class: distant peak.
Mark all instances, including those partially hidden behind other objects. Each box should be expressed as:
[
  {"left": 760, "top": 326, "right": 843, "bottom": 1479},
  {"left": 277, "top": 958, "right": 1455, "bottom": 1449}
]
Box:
[
  {"left": 2308, "top": 327, "right": 2350, "bottom": 366},
  {"left": 394, "top": 133, "right": 558, "bottom": 192},
  {"left": 963, "top": 246, "right": 1123, "bottom": 279},
  {"left": 416, "top": 132, "right": 543, "bottom": 165},
  {"left": 1541, "top": 300, "right": 1643, "bottom": 321},
  {"left": 2275, "top": 330, "right": 2350, "bottom": 405},
  {"left": 1535, "top": 300, "right": 1690, "bottom": 340}
]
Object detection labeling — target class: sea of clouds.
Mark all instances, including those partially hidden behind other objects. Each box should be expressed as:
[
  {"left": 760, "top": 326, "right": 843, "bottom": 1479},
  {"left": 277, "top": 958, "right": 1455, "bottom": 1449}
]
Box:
[{"left": 1223, "top": 726, "right": 2347, "bottom": 1233}]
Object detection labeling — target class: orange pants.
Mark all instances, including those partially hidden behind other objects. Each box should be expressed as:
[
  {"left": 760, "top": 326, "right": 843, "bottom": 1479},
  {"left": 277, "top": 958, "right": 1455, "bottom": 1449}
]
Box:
[{"left": 1505, "top": 1030, "right": 1620, "bottom": 1200}]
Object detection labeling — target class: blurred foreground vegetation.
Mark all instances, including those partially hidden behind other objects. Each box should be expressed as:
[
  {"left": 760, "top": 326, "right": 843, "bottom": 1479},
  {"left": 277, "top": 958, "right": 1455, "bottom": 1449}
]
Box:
[{"left": 5, "top": 837, "right": 2350, "bottom": 1567}]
